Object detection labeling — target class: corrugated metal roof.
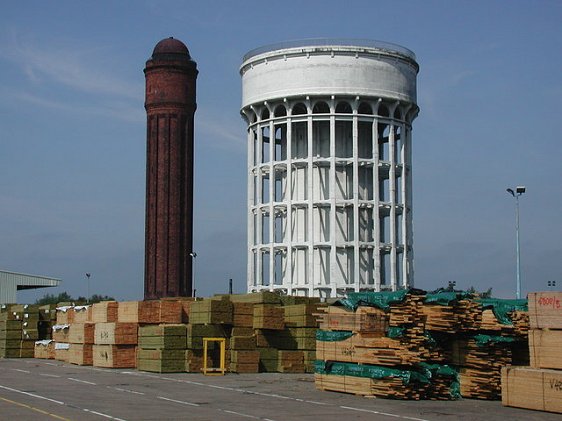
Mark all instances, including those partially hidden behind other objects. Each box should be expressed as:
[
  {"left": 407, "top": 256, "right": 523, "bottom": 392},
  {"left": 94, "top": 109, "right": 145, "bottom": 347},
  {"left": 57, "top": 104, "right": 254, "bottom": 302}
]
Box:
[{"left": 0, "top": 270, "right": 61, "bottom": 304}]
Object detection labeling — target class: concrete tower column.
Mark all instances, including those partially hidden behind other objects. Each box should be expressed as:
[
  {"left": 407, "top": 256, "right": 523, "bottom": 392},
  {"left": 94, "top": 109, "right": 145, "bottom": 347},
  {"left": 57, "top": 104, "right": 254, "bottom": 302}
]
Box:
[{"left": 144, "top": 37, "right": 198, "bottom": 299}]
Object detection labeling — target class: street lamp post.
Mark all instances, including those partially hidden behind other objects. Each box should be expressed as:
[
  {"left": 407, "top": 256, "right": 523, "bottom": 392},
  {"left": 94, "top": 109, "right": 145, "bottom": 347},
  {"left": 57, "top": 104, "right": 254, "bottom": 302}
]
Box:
[
  {"left": 189, "top": 252, "right": 197, "bottom": 297},
  {"left": 506, "top": 186, "right": 525, "bottom": 299},
  {"left": 85, "top": 273, "right": 91, "bottom": 303}
]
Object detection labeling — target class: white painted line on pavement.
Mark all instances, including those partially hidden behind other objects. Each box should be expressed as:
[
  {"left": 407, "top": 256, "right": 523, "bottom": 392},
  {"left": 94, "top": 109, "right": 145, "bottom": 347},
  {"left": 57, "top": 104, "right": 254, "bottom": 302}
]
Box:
[
  {"left": 157, "top": 396, "right": 200, "bottom": 406},
  {"left": 68, "top": 378, "right": 97, "bottom": 385},
  {"left": 339, "top": 405, "right": 430, "bottom": 421},
  {"left": 12, "top": 369, "right": 31, "bottom": 374},
  {"left": 111, "top": 387, "right": 145, "bottom": 395},
  {"left": 83, "top": 408, "right": 127, "bottom": 421},
  {"left": 40, "top": 373, "right": 61, "bottom": 378},
  {"left": 0, "top": 384, "right": 65, "bottom": 405},
  {"left": 221, "top": 409, "right": 262, "bottom": 419}
]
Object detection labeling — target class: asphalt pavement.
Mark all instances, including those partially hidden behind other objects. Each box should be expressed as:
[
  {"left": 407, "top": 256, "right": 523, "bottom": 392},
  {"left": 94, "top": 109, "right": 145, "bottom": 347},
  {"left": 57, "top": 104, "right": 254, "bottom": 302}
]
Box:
[{"left": 0, "top": 359, "right": 558, "bottom": 421}]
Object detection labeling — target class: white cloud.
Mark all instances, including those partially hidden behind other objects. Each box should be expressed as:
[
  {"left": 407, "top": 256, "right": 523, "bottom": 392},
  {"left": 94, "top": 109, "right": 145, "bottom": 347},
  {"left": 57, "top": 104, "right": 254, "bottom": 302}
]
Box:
[{"left": 0, "top": 29, "right": 143, "bottom": 101}]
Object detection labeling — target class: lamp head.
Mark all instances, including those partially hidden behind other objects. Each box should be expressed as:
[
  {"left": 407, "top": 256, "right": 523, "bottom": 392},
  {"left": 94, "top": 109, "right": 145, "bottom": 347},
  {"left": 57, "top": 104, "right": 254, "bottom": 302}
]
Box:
[
  {"left": 506, "top": 188, "right": 514, "bottom": 196},
  {"left": 516, "top": 186, "right": 526, "bottom": 194}
]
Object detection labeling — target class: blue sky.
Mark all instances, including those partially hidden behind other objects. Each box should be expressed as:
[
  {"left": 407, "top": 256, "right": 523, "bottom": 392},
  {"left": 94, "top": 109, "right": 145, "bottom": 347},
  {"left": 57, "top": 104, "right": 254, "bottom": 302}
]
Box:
[{"left": 1, "top": 0, "right": 561, "bottom": 302}]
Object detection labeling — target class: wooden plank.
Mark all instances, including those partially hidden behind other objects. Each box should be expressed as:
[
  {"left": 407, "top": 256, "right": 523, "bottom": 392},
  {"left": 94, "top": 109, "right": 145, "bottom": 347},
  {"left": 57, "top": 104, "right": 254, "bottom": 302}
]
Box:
[
  {"left": 528, "top": 292, "right": 562, "bottom": 329},
  {"left": 94, "top": 323, "right": 138, "bottom": 345},
  {"left": 529, "top": 329, "right": 562, "bottom": 370},
  {"left": 92, "top": 344, "right": 137, "bottom": 368},
  {"left": 68, "top": 323, "right": 95, "bottom": 344},
  {"left": 68, "top": 344, "right": 93, "bottom": 365},
  {"left": 502, "top": 366, "right": 562, "bottom": 413},
  {"left": 91, "top": 302, "right": 118, "bottom": 323}
]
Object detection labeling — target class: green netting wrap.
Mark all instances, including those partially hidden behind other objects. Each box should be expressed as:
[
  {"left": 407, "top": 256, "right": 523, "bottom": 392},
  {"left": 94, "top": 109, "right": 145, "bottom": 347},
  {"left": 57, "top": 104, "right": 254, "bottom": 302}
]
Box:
[
  {"left": 417, "top": 363, "right": 461, "bottom": 399},
  {"left": 315, "top": 360, "right": 429, "bottom": 385},
  {"left": 316, "top": 330, "right": 354, "bottom": 342},
  {"left": 472, "top": 334, "right": 518, "bottom": 346},
  {"left": 425, "top": 289, "right": 474, "bottom": 305},
  {"left": 476, "top": 298, "right": 528, "bottom": 325},
  {"left": 335, "top": 288, "right": 425, "bottom": 311},
  {"left": 423, "top": 331, "right": 438, "bottom": 348},
  {"left": 386, "top": 326, "right": 406, "bottom": 338}
]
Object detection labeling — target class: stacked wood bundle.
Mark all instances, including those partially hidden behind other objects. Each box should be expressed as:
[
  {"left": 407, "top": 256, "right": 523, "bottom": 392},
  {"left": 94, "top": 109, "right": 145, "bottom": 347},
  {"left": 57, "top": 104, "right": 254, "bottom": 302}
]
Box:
[
  {"left": 72, "top": 305, "right": 92, "bottom": 324},
  {"left": 91, "top": 301, "right": 118, "bottom": 323},
  {"left": 315, "top": 290, "right": 465, "bottom": 400},
  {"left": 118, "top": 301, "right": 183, "bottom": 324},
  {"left": 34, "top": 340, "right": 55, "bottom": 359},
  {"left": 230, "top": 350, "right": 260, "bottom": 373},
  {"left": 38, "top": 304, "right": 57, "bottom": 340},
  {"left": 93, "top": 322, "right": 138, "bottom": 368},
  {"left": 137, "top": 324, "right": 187, "bottom": 372},
  {"left": 52, "top": 324, "right": 70, "bottom": 342},
  {"left": 0, "top": 305, "right": 41, "bottom": 358},
  {"left": 185, "top": 324, "right": 228, "bottom": 372},
  {"left": 502, "top": 292, "right": 562, "bottom": 414},
  {"left": 68, "top": 322, "right": 95, "bottom": 365},
  {"left": 253, "top": 304, "right": 284, "bottom": 330},
  {"left": 56, "top": 305, "right": 74, "bottom": 325},
  {"left": 54, "top": 342, "right": 70, "bottom": 361},
  {"left": 185, "top": 349, "right": 205, "bottom": 372},
  {"left": 277, "top": 350, "right": 305, "bottom": 373},
  {"left": 421, "top": 299, "right": 481, "bottom": 333},
  {"left": 258, "top": 348, "right": 278, "bottom": 372},
  {"left": 315, "top": 361, "right": 428, "bottom": 400},
  {"left": 284, "top": 303, "right": 326, "bottom": 328},
  {"left": 190, "top": 299, "right": 233, "bottom": 325},
  {"left": 232, "top": 302, "right": 254, "bottom": 327}
]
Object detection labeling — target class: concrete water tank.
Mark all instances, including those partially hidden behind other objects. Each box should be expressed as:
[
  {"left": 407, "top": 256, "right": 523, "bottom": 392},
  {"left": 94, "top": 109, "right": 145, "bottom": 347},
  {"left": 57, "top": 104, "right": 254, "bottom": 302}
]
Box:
[{"left": 240, "top": 39, "right": 419, "bottom": 297}]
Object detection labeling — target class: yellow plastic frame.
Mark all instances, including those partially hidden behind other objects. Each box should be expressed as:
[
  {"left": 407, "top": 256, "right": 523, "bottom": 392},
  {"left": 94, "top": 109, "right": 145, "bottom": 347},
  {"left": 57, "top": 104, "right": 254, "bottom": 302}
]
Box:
[{"left": 202, "top": 337, "right": 226, "bottom": 375}]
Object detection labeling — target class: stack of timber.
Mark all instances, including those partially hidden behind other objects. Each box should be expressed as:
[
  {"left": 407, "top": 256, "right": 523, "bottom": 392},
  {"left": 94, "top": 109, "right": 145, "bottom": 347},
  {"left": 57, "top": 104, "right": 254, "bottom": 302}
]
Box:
[
  {"left": 34, "top": 340, "right": 55, "bottom": 359},
  {"left": 93, "top": 322, "right": 138, "bottom": 368},
  {"left": 91, "top": 301, "right": 118, "bottom": 323},
  {"left": 38, "top": 304, "right": 57, "bottom": 341},
  {"left": 118, "top": 300, "right": 183, "bottom": 324},
  {"left": 316, "top": 290, "right": 470, "bottom": 400},
  {"left": 502, "top": 291, "right": 562, "bottom": 414},
  {"left": 190, "top": 299, "right": 233, "bottom": 325},
  {"left": 68, "top": 320, "right": 95, "bottom": 366},
  {"left": 186, "top": 322, "right": 228, "bottom": 373},
  {"left": 137, "top": 324, "right": 187, "bottom": 372},
  {"left": 0, "top": 304, "right": 41, "bottom": 358}
]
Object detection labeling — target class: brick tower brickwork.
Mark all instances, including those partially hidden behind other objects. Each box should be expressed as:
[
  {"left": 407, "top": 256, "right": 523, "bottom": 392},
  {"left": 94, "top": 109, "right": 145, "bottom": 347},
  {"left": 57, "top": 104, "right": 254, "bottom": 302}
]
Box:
[{"left": 144, "top": 37, "right": 198, "bottom": 299}]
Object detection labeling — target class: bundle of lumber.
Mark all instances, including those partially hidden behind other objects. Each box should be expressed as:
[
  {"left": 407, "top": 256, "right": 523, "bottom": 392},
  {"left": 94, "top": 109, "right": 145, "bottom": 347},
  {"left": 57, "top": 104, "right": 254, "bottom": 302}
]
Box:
[
  {"left": 190, "top": 299, "right": 233, "bottom": 325},
  {"left": 284, "top": 303, "right": 326, "bottom": 327},
  {"left": 317, "top": 305, "right": 389, "bottom": 333},
  {"left": 137, "top": 324, "right": 187, "bottom": 373},
  {"left": 91, "top": 301, "right": 118, "bottom": 323},
  {"left": 118, "top": 301, "right": 183, "bottom": 324},
  {"left": 253, "top": 304, "right": 284, "bottom": 330},
  {"left": 502, "top": 292, "right": 562, "bottom": 414},
  {"left": 68, "top": 322, "right": 95, "bottom": 365},
  {"left": 34, "top": 340, "right": 55, "bottom": 359},
  {"left": 315, "top": 361, "right": 428, "bottom": 400},
  {"left": 232, "top": 302, "right": 254, "bottom": 327},
  {"left": 230, "top": 350, "right": 259, "bottom": 373},
  {"left": 277, "top": 350, "right": 304, "bottom": 373},
  {"left": 93, "top": 322, "right": 138, "bottom": 368},
  {"left": 0, "top": 304, "right": 41, "bottom": 358},
  {"left": 422, "top": 299, "right": 481, "bottom": 333}
]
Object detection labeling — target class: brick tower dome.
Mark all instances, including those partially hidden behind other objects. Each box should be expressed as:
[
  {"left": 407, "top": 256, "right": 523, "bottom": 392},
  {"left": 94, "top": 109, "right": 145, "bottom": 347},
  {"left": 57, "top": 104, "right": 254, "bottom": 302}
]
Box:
[{"left": 144, "top": 37, "right": 198, "bottom": 299}]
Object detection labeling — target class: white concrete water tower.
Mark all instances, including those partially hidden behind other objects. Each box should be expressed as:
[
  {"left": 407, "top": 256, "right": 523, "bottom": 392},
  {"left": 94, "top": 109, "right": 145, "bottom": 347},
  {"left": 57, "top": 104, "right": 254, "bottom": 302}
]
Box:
[{"left": 240, "top": 39, "right": 419, "bottom": 298}]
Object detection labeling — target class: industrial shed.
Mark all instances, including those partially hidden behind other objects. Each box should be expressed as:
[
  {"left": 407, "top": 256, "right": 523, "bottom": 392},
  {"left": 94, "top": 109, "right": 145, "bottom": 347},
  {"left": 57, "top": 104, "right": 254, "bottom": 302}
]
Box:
[{"left": 0, "top": 270, "right": 61, "bottom": 304}]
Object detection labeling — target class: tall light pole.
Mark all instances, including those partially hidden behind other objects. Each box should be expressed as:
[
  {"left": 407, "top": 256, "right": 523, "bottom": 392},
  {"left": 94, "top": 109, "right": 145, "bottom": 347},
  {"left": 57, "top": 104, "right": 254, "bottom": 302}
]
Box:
[
  {"left": 85, "top": 273, "right": 91, "bottom": 303},
  {"left": 189, "top": 252, "right": 197, "bottom": 297},
  {"left": 506, "top": 186, "right": 525, "bottom": 299}
]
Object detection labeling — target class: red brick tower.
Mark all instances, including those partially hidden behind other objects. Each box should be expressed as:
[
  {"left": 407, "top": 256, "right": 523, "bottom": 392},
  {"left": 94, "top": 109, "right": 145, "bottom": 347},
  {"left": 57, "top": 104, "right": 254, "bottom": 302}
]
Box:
[{"left": 144, "top": 37, "right": 198, "bottom": 299}]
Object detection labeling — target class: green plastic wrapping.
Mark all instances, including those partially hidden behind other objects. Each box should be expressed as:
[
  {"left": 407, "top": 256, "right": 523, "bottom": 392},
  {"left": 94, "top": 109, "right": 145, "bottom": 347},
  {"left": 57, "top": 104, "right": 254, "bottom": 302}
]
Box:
[
  {"left": 316, "top": 330, "right": 354, "bottom": 342},
  {"left": 386, "top": 326, "right": 406, "bottom": 338},
  {"left": 476, "top": 298, "right": 528, "bottom": 325},
  {"left": 425, "top": 289, "right": 473, "bottom": 305},
  {"left": 417, "top": 363, "right": 461, "bottom": 399},
  {"left": 315, "top": 360, "right": 429, "bottom": 385},
  {"left": 335, "top": 288, "right": 425, "bottom": 312},
  {"left": 472, "top": 333, "right": 518, "bottom": 346}
]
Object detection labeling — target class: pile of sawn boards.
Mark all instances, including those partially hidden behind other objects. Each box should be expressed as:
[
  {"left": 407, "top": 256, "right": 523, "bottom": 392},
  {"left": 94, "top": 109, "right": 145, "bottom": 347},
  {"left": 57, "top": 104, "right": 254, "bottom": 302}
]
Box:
[
  {"left": 315, "top": 289, "right": 530, "bottom": 400},
  {"left": 28, "top": 292, "right": 325, "bottom": 374},
  {"left": 1, "top": 303, "right": 56, "bottom": 358},
  {"left": 501, "top": 291, "right": 562, "bottom": 414}
]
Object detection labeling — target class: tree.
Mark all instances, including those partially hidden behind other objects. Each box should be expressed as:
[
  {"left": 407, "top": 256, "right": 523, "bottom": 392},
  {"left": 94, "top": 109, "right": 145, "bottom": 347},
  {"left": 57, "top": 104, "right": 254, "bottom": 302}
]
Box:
[
  {"left": 35, "top": 292, "right": 115, "bottom": 305},
  {"left": 35, "top": 292, "right": 73, "bottom": 305}
]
